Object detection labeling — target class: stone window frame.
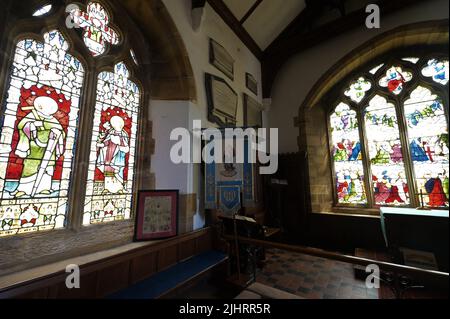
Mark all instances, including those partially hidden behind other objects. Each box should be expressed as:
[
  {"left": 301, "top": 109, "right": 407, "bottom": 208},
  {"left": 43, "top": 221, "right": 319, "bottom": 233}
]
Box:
[
  {"left": 323, "top": 46, "right": 449, "bottom": 210},
  {"left": 0, "top": 0, "right": 153, "bottom": 275}
]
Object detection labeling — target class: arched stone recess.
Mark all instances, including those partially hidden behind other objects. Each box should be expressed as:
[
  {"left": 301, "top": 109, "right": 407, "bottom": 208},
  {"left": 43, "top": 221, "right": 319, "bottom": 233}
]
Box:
[
  {"left": 121, "top": 0, "right": 196, "bottom": 101},
  {"left": 297, "top": 20, "right": 449, "bottom": 215},
  {"left": 0, "top": 0, "right": 196, "bottom": 276}
]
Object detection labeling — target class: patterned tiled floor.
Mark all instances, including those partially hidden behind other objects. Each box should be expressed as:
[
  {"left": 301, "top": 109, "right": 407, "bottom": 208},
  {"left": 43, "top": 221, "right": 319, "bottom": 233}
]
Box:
[{"left": 256, "top": 248, "right": 379, "bottom": 299}]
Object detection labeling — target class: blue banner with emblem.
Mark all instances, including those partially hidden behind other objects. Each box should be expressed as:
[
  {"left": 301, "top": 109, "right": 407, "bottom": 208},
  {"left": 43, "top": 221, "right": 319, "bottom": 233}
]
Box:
[
  {"left": 204, "top": 128, "right": 256, "bottom": 211},
  {"left": 218, "top": 186, "right": 241, "bottom": 215}
]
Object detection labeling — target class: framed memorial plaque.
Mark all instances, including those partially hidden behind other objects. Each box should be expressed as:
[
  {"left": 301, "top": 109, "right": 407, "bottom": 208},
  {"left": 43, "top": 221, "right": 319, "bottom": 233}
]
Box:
[
  {"left": 245, "top": 73, "right": 258, "bottom": 96},
  {"left": 135, "top": 190, "right": 179, "bottom": 241},
  {"left": 205, "top": 73, "right": 238, "bottom": 127},
  {"left": 243, "top": 93, "right": 263, "bottom": 128},
  {"left": 209, "top": 39, "right": 234, "bottom": 80}
]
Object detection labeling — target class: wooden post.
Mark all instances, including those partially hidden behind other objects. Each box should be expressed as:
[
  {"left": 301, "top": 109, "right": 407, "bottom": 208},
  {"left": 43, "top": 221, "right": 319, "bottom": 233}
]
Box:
[{"left": 232, "top": 212, "right": 241, "bottom": 281}]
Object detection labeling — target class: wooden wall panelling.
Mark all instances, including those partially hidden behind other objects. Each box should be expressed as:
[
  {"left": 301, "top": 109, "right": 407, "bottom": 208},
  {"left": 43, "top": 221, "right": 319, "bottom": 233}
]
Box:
[
  {"left": 157, "top": 244, "right": 179, "bottom": 272},
  {"left": 15, "top": 286, "right": 49, "bottom": 299},
  {"left": 130, "top": 252, "right": 158, "bottom": 284},
  {"left": 55, "top": 271, "right": 98, "bottom": 299},
  {"left": 196, "top": 229, "right": 212, "bottom": 254},
  {"left": 1, "top": 228, "right": 213, "bottom": 299},
  {"left": 179, "top": 240, "right": 197, "bottom": 262},
  {"left": 96, "top": 261, "right": 131, "bottom": 297}
]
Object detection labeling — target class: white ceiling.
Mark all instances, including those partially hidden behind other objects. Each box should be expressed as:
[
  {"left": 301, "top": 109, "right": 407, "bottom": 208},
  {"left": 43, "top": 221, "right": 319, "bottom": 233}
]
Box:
[{"left": 223, "top": 0, "right": 306, "bottom": 50}]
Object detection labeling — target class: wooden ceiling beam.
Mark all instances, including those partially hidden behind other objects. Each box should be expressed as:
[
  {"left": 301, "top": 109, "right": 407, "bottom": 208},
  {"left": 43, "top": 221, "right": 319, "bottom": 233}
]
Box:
[
  {"left": 240, "top": 0, "right": 264, "bottom": 25},
  {"left": 206, "top": 0, "right": 263, "bottom": 60}
]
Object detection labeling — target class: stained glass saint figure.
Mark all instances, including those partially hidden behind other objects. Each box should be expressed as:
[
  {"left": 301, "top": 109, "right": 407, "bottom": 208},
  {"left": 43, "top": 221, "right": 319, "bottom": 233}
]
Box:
[
  {"left": 96, "top": 114, "right": 130, "bottom": 194},
  {"left": 70, "top": 2, "right": 119, "bottom": 56},
  {"left": 379, "top": 66, "right": 412, "bottom": 95},
  {"left": 0, "top": 30, "right": 84, "bottom": 237},
  {"left": 14, "top": 96, "right": 65, "bottom": 198},
  {"left": 83, "top": 62, "right": 139, "bottom": 225}
]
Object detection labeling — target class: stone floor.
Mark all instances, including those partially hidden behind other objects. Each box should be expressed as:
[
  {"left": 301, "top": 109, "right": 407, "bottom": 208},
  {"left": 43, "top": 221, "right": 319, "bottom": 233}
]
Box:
[{"left": 255, "top": 248, "right": 379, "bottom": 299}]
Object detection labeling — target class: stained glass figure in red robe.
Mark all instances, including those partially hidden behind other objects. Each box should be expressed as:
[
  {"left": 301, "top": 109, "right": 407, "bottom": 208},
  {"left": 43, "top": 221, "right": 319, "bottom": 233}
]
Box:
[
  {"left": 426, "top": 177, "right": 447, "bottom": 207},
  {"left": 379, "top": 66, "right": 412, "bottom": 95},
  {"left": 96, "top": 109, "right": 131, "bottom": 194}
]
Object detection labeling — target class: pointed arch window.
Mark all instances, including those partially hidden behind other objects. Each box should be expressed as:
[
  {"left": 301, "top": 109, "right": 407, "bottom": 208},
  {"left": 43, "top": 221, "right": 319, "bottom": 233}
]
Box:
[
  {"left": 83, "top": 62, "right": 140, "bottom": 225},
  {"left": 328, "top": 54, "right": 449, "bottom": 209},
  {"left": 330, "top": 103, "right": 367, "bottom": 205},
  {"left": 0, "top": 1, "right": 147, "bottom": 237},
  {"left": 0, "top": 30, "right": 85, "bottom": 236}
]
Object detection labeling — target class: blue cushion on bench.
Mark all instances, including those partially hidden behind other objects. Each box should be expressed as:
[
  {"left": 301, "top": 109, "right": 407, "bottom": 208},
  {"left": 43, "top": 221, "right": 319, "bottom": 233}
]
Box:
[{"left": 108, "top": 250, "right": 228, "bottom": 299}]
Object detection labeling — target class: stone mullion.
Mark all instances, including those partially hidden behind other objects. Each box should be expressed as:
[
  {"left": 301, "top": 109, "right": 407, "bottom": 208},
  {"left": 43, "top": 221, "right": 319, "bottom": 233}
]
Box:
[
  {"left": 357, "top": 106, "right": 375, "bottom": 208},
  {"left": 67, "top": 68, "right": 98, "bottom": 230}
]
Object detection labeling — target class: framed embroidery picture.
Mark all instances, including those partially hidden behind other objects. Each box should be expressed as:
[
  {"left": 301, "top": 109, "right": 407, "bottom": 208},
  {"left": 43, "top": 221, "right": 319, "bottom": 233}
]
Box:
[{"left": 135, "top": 190, "right": 179, "bottom": 241}]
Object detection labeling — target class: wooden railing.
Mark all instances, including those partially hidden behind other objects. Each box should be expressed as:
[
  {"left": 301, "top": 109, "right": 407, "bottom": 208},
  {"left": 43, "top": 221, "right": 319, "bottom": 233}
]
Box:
[{"left": 224, "top": 235, "right": 449, "bottom": 290}]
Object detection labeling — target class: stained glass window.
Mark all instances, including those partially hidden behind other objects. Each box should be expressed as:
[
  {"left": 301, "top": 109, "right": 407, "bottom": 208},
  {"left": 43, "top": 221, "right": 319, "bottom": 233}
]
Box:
[
  {"left": 130, "top": 49, "right": 138, "bottom": 65},
  {"left": 369, "top": 64, "right": 384, "bottom": 75},
  {"left": 344, "top": 77, "right": 371, "bottom": 103},
  {"left": 83, "top": 62, "right": 140, "bottom": 225},
  {"left": 402, "top": 57, "right": 419, "bottom": 64},
  {"left": 329, "top": 54, "right": 448, "bottom": 209},
  {"left": 422, "top": 59, "right": 449, "bottom": 85},
  {"left": 379, "top": 66, "right": 413, "bottom": 95},
  {"left": 364, "top": 96, "right": 409, "bottom": 206},
  {"left": 404, "top": 87, "right": 449, "bottom": 207},
  {"left": 70, "top": 2, "right": 120, "bottom": 56},
  {"left": 330, "top": 103, "right": 367, "bottom": 204},
  {"left": 33, "top": 4, "right": 52, "bottom": 17},
  {"left": 0, "top": 30, "right": 84, "bottom": 237}
]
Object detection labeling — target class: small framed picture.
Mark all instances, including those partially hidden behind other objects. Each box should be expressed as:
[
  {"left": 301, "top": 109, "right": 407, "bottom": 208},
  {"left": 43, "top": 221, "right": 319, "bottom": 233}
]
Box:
[{"left": 135, "top": 190, "right": 179, "bottom": 241}]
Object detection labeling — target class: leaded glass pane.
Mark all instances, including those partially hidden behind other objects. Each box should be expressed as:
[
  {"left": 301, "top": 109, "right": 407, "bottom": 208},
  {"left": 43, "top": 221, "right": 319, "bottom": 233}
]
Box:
[
  {"left": 402, "top": 57, "right": 419, "bottom": 64},
  {"left": 369, "top": 64, "right": 384, "bottom": 75},
  {"left": 379, "top": 66, "right": 413, "bottom": 95},
  {"left": 0, "top": 30, "right": 84, "bottom": 237},
  {"left": 364, "top": 95, "right": 409, "bottom": 206},
  {"left": 422, "top": 59, "right": 449, "bottom": 85},
  {"left": 83, "top": 62, "right": 140, "bottom": 225},
  {"left": 404, "top": 86, "right": 449, "bottom": 208},
  {"left": 330, "top": 103, "right": 367, "bottom": 204},
  {"left": 33, "top": 4, "right": 52, "bottom": 16},
  {"left": 130, "top": 49, "right": 138, "bottom": 65},
  {"left": 344, "top": 77, "right": 371, "bottom": 103},
  {"left": 70, "top": 2, "right": 119, "bottom": 56}
]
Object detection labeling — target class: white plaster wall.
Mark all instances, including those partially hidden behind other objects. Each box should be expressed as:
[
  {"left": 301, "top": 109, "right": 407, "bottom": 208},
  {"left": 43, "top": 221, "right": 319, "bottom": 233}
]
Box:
[
  {"left": 150, "top": 99, "right": 206, "bottom": 230},
  {"left": 267, "top": 0, "right": 449, "bottom": 153},
  {"left": 151, "top": 1, "right": 263, "bottom": 229},
  {"left": 162, "top": 0, "right": 263, "bottom": 126},
  {"left": 150, "top": 100, "right": 192, "bottom": 193}
]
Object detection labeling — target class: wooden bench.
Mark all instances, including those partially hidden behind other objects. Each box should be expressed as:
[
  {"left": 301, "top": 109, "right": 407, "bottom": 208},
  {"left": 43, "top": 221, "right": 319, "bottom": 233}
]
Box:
[{"left": 108, "top": 251, "right": 228, "bottom": 299}]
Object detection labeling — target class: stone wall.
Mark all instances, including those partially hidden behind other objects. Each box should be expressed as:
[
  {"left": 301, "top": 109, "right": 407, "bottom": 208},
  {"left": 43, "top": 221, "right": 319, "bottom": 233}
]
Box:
[{"left": 303, "top": 104, "right": 333, "bottom": 213}]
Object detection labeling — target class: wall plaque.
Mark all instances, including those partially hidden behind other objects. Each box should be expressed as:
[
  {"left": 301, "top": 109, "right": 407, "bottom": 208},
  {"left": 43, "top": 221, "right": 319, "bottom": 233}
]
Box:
[
  {"left": 209, "top": 39, "right": 234, "bottom": 80},
  {"left": 205, "top": 73, "right": 238, "bottom": 127},
  {"left": 245, "top": 73, "right": 258, "bottom": 96},
  {"left": 243, "top": 94, "right": 263, "bottom": 127},
  {"left": 135, "top": 190, "right": 178, "bottom": 241}
]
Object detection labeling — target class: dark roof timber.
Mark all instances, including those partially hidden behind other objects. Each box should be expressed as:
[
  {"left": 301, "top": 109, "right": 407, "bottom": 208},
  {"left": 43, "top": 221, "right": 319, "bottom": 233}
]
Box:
[
  {"left": 206, "top": 0, "right": 263, "bottom": 59},
  {"left": 262, "top": 0, "right": 426, "bottom": 97}
]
